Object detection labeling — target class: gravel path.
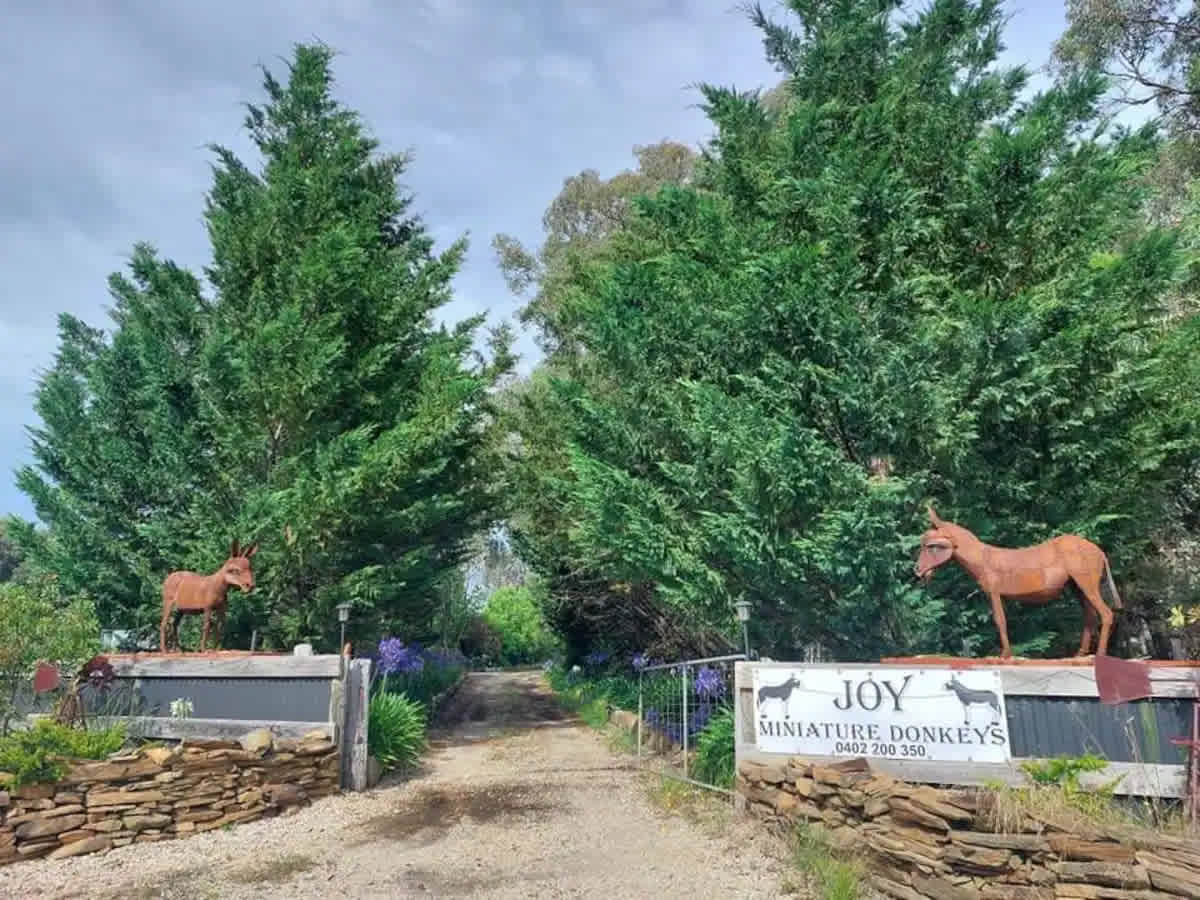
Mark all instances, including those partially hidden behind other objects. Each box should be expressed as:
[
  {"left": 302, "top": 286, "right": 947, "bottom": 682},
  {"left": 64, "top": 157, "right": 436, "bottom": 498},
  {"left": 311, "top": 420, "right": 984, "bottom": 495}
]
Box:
[{"left": 0, "top": 671, "right": 797, "bottom": 899}]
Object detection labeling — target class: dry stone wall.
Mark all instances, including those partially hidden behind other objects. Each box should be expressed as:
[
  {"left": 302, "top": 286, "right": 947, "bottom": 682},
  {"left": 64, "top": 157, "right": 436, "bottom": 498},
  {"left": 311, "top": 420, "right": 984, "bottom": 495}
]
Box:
[
  {"left": 0, "top": 730, "right": 338, "bottom": 866},
  {"left": 738, "top": 756, "right": 1200, "bottom": 899}
]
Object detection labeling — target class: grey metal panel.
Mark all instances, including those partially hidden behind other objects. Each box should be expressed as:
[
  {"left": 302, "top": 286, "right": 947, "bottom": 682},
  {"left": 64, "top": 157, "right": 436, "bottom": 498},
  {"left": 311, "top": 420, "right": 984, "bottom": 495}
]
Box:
[
  {"left": 1005, "top": 696, "right": 1192, "bottom": 766},
  {"left": 84, "top": 677, "right": 333, "bottom": 723}
]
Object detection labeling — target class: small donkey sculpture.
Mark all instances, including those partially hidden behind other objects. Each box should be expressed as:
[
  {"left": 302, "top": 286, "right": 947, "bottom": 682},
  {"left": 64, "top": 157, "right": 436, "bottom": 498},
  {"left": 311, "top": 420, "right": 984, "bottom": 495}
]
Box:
[
  {"left": 160, "top": 539, "right": 258, "bottom": 653},
  {"left": 915, "top": 507, "right": 1122, "bottom": 658}
]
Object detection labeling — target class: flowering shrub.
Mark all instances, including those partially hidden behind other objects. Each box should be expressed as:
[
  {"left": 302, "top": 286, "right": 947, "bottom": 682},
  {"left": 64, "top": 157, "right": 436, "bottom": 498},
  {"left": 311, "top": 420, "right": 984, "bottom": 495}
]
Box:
[
  {"left": 370, "top": 638, "right": 465, "bottom": 714},
  {"left": 694, "top": 666, "right": 725, "bottom": 699},
  {"left": 379, "top": 638, "right": 425, "bottom": 675}
]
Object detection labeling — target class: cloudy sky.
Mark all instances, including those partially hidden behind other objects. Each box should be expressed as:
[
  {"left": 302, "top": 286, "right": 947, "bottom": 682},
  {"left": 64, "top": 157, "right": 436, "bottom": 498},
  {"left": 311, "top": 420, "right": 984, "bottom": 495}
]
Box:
[{"left": 0, "top": 1, "right": 1072, "bottom": 521}]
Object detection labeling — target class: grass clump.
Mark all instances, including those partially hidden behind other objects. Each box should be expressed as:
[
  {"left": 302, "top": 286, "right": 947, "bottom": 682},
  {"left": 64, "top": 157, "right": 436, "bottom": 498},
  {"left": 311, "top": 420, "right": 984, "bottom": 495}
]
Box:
[
  {"left": 792, "top": 823, "right": 863, "bottom": 900},
  {"left": 368, "top": 692, "right": 426, "bottom": 774},
  {"left": 0, "top": 718, "right": 127, "bottom": 787},
  {"left": 605, "top": 725, "right": 637, "bottom": 754},
  {"left": 577, "top": 696, "right": 610, "bottom": 728},
  {"left": 644, "top": 774, "right": 732, "bottom": 832},
  {"left": 647, "top": 774, "right": 696, "bottom": 814}
]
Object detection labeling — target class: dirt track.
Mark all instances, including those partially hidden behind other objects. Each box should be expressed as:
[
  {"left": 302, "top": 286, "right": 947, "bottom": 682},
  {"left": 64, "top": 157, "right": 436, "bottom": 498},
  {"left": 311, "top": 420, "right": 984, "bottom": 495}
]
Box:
[{"left": 0, "top": 671, "right": 794, "bottom": 899}]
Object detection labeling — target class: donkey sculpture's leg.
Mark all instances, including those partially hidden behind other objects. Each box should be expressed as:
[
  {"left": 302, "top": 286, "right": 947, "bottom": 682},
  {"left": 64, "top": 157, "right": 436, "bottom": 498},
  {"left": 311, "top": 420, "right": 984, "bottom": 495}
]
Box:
[
  {"left": 160, "top": 604, "right": 173, "bottom": 653},
  {"left": 990, "top": 593, "right": 1012, "bottom": 658},
  {"left": 200, "top": 608, "right": 212, "bottom": 653},
  {"left": 214, "top": 609, "right": 227, "bottom": 649},
  {"left": 1077, "top": 573, "right": 1114, "bottom": 657},
  {"left": 1076, "top": 598, "right": 1097, "bottom": 657}
]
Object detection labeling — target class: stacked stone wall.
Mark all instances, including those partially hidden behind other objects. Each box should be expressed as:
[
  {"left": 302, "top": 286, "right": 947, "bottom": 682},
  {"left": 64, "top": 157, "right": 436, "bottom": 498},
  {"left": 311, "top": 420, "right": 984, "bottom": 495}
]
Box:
[
  {"left": 0, "top": 731, "right": 338, "bottom": 865},
  {"left": 739, "top": 756, "right": 1200, "bottom": 899}
]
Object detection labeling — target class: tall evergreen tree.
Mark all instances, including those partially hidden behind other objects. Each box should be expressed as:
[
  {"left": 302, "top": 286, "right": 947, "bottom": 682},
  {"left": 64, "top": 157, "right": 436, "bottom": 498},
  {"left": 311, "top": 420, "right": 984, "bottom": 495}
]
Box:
[
  {"left": 506, "top": 0, "right": 1200, "bottom": 661},
  {"left": 14, "top": 44, "right": 513, "bottom": 648}
]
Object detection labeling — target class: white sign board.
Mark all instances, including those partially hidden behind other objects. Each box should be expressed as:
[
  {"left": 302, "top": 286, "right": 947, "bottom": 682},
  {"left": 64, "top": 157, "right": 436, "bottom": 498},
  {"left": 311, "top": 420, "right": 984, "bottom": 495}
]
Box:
[{"left": 752, "top": 667, "right": 1011, "bottom": 763}]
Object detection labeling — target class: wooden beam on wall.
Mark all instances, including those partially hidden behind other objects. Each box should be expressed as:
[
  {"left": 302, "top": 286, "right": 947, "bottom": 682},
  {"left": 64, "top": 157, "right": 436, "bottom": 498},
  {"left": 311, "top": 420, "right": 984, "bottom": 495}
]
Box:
[
  {"left": 94, "top": 716, "right": 333, "bottom": 742},
  {"left": 109, "top": 655, "right": 342, "bottom": 680}
]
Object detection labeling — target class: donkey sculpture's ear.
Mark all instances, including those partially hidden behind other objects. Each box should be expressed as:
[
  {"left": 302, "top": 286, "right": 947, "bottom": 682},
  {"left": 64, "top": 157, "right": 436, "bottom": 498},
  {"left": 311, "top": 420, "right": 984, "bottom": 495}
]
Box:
[
  {"left": 230, "top": 538, "right": 241, "bottom": 558},
  {"left": 927, "top": 505, "right": 944, "bottom": 527},
  {"left": 243, "top": 542, "right": 259, "bottom": 559}
]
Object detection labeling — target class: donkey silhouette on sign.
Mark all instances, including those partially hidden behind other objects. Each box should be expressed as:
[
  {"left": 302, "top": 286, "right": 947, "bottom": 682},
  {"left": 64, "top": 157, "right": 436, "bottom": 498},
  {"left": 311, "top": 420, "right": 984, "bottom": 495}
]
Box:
[
  {"left": 944, "top": 674, "right": 1001, "bottom": 726},
  {"left": 757, "top": 675, "right": 802, "bottom": 718}
]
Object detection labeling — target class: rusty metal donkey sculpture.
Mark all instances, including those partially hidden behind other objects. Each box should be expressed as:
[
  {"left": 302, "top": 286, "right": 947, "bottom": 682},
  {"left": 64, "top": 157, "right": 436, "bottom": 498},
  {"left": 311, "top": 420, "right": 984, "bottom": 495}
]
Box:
[
  {"left": 159, "top": 540, "right": 258, "bottom": 653},
  {"left": 915, "top": 507, "right": 1122, "bottom": 658}
]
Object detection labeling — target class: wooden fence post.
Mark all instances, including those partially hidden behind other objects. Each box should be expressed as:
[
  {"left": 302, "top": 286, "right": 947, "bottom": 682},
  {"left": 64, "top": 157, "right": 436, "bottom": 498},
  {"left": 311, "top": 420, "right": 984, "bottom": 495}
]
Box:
[{"left": 340, "top": 658, "right": 371, "bottom": 791}]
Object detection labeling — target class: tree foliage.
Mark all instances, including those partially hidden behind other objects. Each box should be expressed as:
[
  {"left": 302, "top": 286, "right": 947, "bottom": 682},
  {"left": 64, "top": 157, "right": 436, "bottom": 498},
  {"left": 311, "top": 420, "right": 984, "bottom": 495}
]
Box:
[
  {"left": 0, "top": 523, "right": 23, "bottom": 583},
  {"left": 12, "top": 45, "right": 513, "bottom": 648},
  {"left": 492, "top": 141, "right": 698, "bottom": 356},
  {"left": 503, "top": 0, "right": 1200, "bottom": 661},
  {"left": 1055, "top": 0, "right": 1200, "bottom": 133}
]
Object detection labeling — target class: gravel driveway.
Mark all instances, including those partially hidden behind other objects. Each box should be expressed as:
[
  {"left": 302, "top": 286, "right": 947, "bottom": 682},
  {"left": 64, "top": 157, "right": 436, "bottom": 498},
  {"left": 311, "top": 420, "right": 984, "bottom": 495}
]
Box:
[{"left": 0, "top": 671, "right": 795, "bottom": 899}]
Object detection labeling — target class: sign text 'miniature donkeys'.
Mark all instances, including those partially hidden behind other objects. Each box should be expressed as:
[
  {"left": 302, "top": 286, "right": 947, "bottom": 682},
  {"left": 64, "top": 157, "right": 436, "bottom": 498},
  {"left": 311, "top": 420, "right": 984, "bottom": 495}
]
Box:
[{"left": 751, "top": 666, "right": 1012, "bottom": 764}]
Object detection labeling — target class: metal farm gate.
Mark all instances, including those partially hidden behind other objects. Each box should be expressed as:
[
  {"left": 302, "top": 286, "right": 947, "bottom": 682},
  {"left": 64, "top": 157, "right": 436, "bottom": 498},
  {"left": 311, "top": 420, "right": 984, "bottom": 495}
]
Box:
[{"left": 635, "top": 654, "right": 745, "bottom": 793}]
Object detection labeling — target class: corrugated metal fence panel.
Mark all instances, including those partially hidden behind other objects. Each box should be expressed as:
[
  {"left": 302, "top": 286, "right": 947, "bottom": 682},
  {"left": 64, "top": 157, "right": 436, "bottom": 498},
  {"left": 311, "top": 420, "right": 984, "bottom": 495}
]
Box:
[
  {"left": 1005, "top": 696, "right": 1192, "bottom": 765},
  {"left": 84, "top": 677, "right": 334, "bottom": 722}
]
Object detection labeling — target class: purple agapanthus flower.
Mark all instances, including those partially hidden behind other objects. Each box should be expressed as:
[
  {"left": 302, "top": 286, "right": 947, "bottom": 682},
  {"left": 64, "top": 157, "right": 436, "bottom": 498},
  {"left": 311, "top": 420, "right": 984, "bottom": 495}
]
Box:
[
  {"left": 378, "top": 637, "right": 425, "bottom": 675},
  {"left": 584, "top": 650, "right": 610, "bottom": 667},
  {"left": 694, "top": 666, "right": 725, "bottom": 698},
  {"left": 631, "top": 653, "right": 648, "bottom": 671}
]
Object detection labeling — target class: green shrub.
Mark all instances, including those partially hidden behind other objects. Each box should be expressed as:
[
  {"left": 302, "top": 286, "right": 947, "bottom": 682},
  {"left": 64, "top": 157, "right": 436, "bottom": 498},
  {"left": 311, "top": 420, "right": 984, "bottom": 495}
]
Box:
[
  {"left": 368, "top": 692, "right": 426, "bottom": 773},
  {"left": 692, "top": 706, "right": 736, "bottom": 789},
  {"left": 0, "top": 719, "right": 127, "bottom": 787},
  {"left": 482, "top": 585, "right": 560, "bottom": 665},
  {"left": 1021, "top": 753, "right": 1110, "bottom": 790}
]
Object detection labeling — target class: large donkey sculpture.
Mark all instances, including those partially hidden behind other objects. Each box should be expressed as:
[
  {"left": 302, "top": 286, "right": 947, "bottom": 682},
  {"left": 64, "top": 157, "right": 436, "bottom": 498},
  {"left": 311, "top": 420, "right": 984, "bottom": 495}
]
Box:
[
  {"left": 914, "top": 507, "right": 1122, "bottom": 658},
  {"left": 160, "top": 539, "right": 258, "bottom": 653}
]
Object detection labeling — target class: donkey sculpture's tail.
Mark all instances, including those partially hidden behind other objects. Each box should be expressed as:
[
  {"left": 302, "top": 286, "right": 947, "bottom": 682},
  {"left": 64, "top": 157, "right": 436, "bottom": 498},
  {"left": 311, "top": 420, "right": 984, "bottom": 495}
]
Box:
[{"left": 1102, "top": 555, "right": 1123, "bottom": 611}]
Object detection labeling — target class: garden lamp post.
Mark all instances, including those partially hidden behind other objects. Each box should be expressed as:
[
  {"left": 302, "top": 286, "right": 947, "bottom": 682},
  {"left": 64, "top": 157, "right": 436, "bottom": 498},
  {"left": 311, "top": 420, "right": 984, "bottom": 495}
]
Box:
[
  {"left": 336, "top": 602, "right": 352, "bottom": 653},
  {"left": 734, "top": 598, "right": 752, "bottom": 660}
]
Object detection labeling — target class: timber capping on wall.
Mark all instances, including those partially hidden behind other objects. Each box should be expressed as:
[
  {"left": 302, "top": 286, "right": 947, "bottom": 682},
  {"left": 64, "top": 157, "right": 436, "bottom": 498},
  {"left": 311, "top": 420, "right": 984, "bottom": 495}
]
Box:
[
  {"left": 106, "top": 653, "right": 343, "bottom": 679},
  {"left": 733, "top": 660, "right": 1200, "bottom": 800}
]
